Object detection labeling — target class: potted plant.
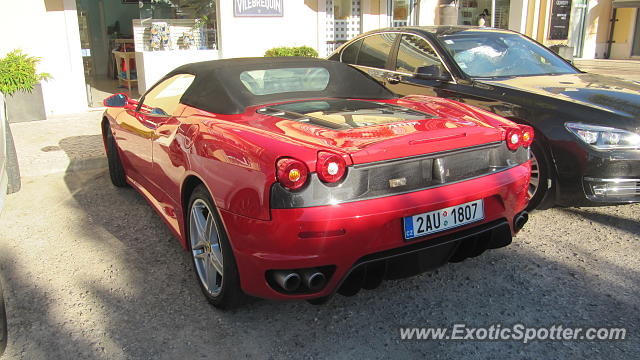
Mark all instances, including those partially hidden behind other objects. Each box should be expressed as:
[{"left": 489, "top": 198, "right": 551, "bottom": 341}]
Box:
[{"left": 0, "top": 49, "right": 50, "bottom": 123}]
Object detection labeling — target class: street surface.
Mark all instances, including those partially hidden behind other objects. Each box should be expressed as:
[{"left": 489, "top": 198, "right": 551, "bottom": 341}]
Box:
[
  {"left": 0, "top": 58, "right": 639, "bottom": 359},
  {"left": 0, "top": 168, "right": 637, "bottom": 359}
]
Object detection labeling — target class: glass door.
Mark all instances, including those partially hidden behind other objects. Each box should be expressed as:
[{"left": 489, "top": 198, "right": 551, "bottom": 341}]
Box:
[
  {"left": 633, "top": 9, "right": 640, "bottom": 57},
  {"left": 568, "top": 0, "right": 588, "bottom": 58}
]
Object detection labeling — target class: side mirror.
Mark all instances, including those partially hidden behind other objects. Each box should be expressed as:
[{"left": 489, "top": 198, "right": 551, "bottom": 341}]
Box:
[
  {"left": 414, "top": 65, "right": 452, "bottom": 82},
  {"left": 103, "top": 93, "right": 129, "bottom": 108}
]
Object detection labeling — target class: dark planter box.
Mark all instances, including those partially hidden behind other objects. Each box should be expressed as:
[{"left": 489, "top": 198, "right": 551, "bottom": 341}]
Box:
[{"left": 5, "top": 83, "right": 46, "bottom": 123}]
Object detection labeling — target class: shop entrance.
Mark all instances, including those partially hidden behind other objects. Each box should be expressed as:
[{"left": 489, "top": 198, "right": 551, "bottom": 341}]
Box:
[
  {"left": 633, "top": 9, "right": 640, "bottom": 57},
  {"left": 76, "top": 0, "right": 141, "bottom": 107},
  {"left": 568, "top": 0, "right": 588, "bottom": 58},
  {"left": 75, "top": 0, "right": 218, "bottom": 107}
]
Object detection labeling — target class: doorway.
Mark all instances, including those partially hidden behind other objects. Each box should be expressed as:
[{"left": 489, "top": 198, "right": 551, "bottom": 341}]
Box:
[
  {"left": 568, "top": 0, "right": 588, "bottom": 58},
  {"left": 76, "top": 0, "right": 140, "bottom": 107},
  {"left": 633, "top": 9, "right": 640, "bottom": 57}
]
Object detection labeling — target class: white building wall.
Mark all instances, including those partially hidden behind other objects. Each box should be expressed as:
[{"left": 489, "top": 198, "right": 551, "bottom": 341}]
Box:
[
  {"left": 0, "top": 0, "right": 87, "bottom": 116},
  {"left": 217, "top": 0, "right": 320, "bottom": 59}
]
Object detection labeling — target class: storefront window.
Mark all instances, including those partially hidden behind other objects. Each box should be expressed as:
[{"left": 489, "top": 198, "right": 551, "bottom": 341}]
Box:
[
  {"left": 457, "top": 0, "right": 510, "bottom": 29},
  {"left": 390, "top": 0, "right": 415, "bottom": 27},
  {"left": 137, "top": 0, "right": 218, "bottom": 51}
]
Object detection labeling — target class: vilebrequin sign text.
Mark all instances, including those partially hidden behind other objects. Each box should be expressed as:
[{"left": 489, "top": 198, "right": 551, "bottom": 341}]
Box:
[{"left": 234, "top": 0, "right": 284, "bottom": 17}]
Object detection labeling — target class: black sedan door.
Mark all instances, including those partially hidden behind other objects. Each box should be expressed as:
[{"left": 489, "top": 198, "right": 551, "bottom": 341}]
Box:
[
  {"left": 342, "top": 33, "right": 398, "bottom": 87},
  {"left": 385, "top": 33, "right": 506, "bottom": 114}
]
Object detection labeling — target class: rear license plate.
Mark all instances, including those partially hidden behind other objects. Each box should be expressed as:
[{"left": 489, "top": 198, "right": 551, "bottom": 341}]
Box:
[{"left": 403, "top": 199, "right": 484, "bottom": 240}]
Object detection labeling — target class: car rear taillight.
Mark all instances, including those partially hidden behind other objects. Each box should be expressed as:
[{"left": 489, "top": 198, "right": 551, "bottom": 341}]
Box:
[
  {"left": 316, "top": 151, "right": 346, "bottom": 183},
  {"left": 519, "top": 125, "right": 534, "bottom": 147},
  {"left": 505, "top": 127, "right": 523, "bottom": 151},
  {"left": 276, "top": 157, "right": 309, "bottom": 190}
]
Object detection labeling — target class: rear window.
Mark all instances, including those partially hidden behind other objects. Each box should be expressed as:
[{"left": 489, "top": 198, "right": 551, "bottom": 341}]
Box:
[{"left": 239, "top": 67, "right": 330, "bottom": 96}]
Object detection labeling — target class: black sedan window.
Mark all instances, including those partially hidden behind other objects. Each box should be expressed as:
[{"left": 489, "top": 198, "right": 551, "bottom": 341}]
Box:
[
  {"left": 395, "top": 34, "right": 444, "bottom": 73},
  {"left": 437, "top": 32, "right": 578, "bottom": 78},
  {"left": 356, "top": 33, "right": 397, "bottom": 69}
]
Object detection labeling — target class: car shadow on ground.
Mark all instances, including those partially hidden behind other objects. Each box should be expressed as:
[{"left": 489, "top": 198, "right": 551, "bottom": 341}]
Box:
[
  {"left": 560, "top": 207, "right": 640, "bottom": 235},
  {"left": 0, "top": 134, "right": 637, "bottom": 358}
]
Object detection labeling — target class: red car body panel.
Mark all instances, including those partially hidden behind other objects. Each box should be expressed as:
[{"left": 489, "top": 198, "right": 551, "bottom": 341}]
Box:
[
  {"left": 223, "top": 162, "right": 529, "bottom": 299},
  {"left": 104, "top": 91, "right": 530, "bottom": 300}
]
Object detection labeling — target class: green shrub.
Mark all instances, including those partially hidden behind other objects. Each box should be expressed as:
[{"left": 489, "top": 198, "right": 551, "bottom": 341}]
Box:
[
  {"left": 0, "top": 49, "right": 51, "bottom": 96},
  {"left": 264, "top": 46, "right": 319, "bottom": 58}
]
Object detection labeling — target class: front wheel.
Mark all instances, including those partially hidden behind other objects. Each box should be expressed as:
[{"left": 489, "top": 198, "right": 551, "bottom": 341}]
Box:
[
  {"left": 527, "top": 140, "right": 553, "bottom": 211},
  {"left": 188, "top": 184, "right": 244, "bottom": 309}
]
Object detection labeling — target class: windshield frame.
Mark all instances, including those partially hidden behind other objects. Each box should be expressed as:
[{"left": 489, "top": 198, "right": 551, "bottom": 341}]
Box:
[{"left": 433, "top": 30, "right": 581, "bottom": 80}]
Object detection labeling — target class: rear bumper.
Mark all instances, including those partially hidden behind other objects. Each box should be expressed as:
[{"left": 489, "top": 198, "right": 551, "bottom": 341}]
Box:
[{"left": 220, "top": 162, "right": 530, "bottom": 300}]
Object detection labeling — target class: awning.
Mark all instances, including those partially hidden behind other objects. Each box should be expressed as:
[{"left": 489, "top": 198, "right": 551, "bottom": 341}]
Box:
[{"left": 613, "top": 0, "right": 640, "bottom": 8}]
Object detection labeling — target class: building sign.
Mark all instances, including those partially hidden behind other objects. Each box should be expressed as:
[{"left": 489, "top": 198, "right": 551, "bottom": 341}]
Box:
[
  {"left": 234, "top": 0, "right": 284, "bottom": 17},
  {"left": 549, "top": 0, "right": 572, "bottom": 40}
]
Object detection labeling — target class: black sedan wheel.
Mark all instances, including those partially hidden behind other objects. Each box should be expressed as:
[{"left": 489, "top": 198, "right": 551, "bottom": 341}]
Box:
[
  {"left": 188, "top": 184, "right": 244, "bottom": 309},
  {"left": 527, "top": 140, "right": 552, "bottom": 210}
]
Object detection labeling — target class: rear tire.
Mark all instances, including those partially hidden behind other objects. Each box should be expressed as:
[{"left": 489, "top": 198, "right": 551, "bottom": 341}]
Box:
[
  {"left": 104, "top": 121, "right": 128, "bottom": 187},
  {"left": 188, "top": 184, "right": 245, "bottom": 309}
]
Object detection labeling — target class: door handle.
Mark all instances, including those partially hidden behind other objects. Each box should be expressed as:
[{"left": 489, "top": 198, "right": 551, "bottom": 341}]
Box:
[{"left": 386, "top": 75, "right": 401, "bottom": 84}]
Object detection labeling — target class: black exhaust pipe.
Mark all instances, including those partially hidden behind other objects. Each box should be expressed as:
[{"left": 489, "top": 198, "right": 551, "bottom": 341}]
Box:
[
  {"left": 300, "top": 269, "right": 326, "bottom": 291},
  {"left": 514, "top": 211, "right": 529, "bottom": 232},
  {"left": 272, "top": 271, "right": 302, "bottom": 292}
]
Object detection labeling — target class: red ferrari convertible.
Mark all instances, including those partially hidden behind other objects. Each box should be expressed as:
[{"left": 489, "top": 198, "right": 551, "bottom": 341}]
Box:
[{"left": 102, "top": 57, "right": 532, "bottom": 308}]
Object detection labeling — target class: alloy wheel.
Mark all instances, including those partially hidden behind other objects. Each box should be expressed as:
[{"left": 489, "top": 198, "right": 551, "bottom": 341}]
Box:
[
  {"left": 528, "top": 151, "right": 540, "bottom": 200},
  {"left": 189, "top": 199, "right": 224, "bottom": 296}
]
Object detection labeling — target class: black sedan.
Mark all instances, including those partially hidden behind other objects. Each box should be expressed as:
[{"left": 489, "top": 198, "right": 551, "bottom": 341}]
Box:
[{"left": 328, "top": 26, "right": 640, "bottom": 209}]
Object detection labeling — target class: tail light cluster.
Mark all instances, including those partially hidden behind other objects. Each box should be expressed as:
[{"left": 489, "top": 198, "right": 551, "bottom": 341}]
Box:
[
  {"left": 276, "top": 158, "right": 308, "bottom": 190},
  {"left": 276, "top": 151, "right": 347, "bottom": 190},
  {"left": 505, "top": 125, "right": 534, "bottom": 151}
]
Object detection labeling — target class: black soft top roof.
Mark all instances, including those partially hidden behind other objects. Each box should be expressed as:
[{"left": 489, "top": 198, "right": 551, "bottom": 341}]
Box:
[{"left": 159, "top": 57, "right": 396, "bottom": 115}]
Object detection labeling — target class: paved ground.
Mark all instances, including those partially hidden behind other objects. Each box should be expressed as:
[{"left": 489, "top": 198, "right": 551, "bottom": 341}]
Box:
[
  {"left": 0, "top": 169, "right": 638, "bottom": 359},
  {"left": 9, "top": 111, "right": 105, "bottom": 177},
  {"left": 574, "top": 59, "right": 640, "bottom": 82}
]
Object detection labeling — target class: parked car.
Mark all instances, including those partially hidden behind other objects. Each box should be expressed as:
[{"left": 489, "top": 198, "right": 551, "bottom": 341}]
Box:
[
  {"left": 1, "top": 94, "right": 21, "bottom": 211},
  {"left": 0, "top": 93, "right": 21, "bottom": 356},
  {"left": 0, "top": 279, "right": 5, "bottom": 356},
  {"left": 102, "top": 57, "right": 532, "bottom": 308},
  {"left": 328, "top": 26, "right": 640, "bottom": 209}
]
